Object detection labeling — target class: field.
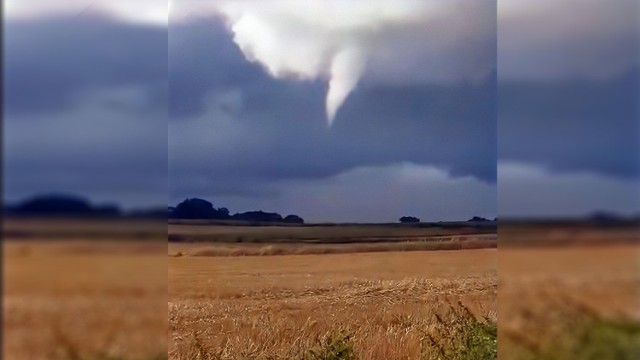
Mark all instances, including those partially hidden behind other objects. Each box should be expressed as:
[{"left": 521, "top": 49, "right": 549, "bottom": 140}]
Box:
[
  {"left": 170, "top": 249, "right": 497, "bottom": 359},
  {"left": 169, "top": 222, "right": 498, "bottom": 359},
  {"left": 498, "top": 225, "right": 640, "bottom": 359},
  {"left": 3, "top": 218, "right": 168, "bottom": 360},
  {"left": 5, "top": 219, "right": 638, "bottom": 359},
  {"left": 168, "top": 222, "right": 497, "bottom": 256},
  {"left": 169, "top": 223, "right": 639, "bottom": 359}
]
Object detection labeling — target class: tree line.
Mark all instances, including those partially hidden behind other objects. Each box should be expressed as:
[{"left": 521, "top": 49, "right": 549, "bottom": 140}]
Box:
[
  {"left": 169, "top": 198, "right": 304, "bottom": 224},
  {"left": 3, "top": 194, "right": 166, "bottom": 218}
]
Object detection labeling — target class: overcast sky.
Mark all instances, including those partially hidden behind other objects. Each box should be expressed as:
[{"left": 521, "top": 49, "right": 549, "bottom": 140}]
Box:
[
  {"left": 169, "top": 1, "right": 497, "bottom": 222},
  {"left": 3, "top": 1, "right": 168, "bottom": 208},
  {"left": 3, "top": 1, "right": 638, "bottom": 221},
  {"left": 497, "top": 0, "right": 639, "bottom": 217}
]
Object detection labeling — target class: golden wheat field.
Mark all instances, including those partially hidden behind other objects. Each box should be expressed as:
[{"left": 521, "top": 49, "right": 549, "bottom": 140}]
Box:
[
  {"left": 169, "top": 247, "right": 498, "bottom": 359},
  {"left": 4, "top": 219, "right": 638, "bottom": 359},
  {"left": 498, "top": 230, "right": 640, "bottom": 359},
  {"left": 2, "top": 218, "right": 168, "bottom": 360},
  {"left": 169, "top": 224, "right": 639, "bottom": 360}
]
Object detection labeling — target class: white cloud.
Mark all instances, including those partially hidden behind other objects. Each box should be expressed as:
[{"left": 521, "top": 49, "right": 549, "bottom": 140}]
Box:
[
  {"left": 5, "top": 0, "right": 168, "bottom": 25},
  {"left": 182, "top": 0, "right": 495, "bottom": 124}
]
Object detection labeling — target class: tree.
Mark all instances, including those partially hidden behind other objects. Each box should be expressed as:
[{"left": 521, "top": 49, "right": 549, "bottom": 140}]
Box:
[
  {"left": 468, "top": 216, "right": 489, "bottom": 222},
  {"left": 171, "top": 198, "right": 229, "bottom": 219},
  {"left": 283, "top": 214, "right": 304, "bottom": 224},
  {"left": 8, "top": 194, "right": 122, "bottom": 217},
  {"left": 232, "top": 211, "right": 283, "bottom": 222},
  {"left": 399, "top": 216, "right": 420, "bottom": 223},
  {"left": 14, "top": 194, "right": 93, "bottom": 214},
  {"left": 218, "top": 207, "right": 230, "bottom": 218}
]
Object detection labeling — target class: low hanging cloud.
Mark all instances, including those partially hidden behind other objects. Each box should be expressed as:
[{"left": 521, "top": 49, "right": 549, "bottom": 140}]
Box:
[
  {"left": 498, "top": 162, "right": 640, "bottom": 217},
  {"left": 172, "top": 162, "right": 496, "bottom": 223},
  {"left": 209, "top": 0, "right": 495, "bottom": 124}
]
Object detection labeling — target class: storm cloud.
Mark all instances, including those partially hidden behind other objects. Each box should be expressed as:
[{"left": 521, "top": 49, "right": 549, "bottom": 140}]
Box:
[
  {"left": 3, "top": 14, "right": 167, "bottom": 207},
  {"left": 169, "top": 15, "right": 497, "bottom": 220},
  {"left": 497, "top": 0, "right": 639, "bottom": 216},
  {"left": 208, "top": 0, "right": 495, "bottom": 124},
  {"left": 6, "top": 1, "right": 636, "bottom": 220}
]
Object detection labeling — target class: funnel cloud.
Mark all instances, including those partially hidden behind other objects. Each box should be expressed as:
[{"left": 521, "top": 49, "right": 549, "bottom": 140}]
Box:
[
  {"left": 327, "top": 47, "right": 365, "bottom": 124},
  {"left": 210, "top": 0, "right": 494, "bottom": 125}
]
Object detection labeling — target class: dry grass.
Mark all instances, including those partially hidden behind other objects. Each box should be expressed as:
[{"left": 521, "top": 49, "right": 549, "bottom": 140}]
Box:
[
  {"left": 168, "top": 223, "right": 496, "bottom": 258},
  {"left": 168, "top": 223, "right": 493, "bottom": 244},
  {"left": 498, "top": 224, "right": 639, "bottom": 247},
  {"left": 4, "top": 217, "right": 165, "bottom": 240},
  {"left": 169, "top": 249, "right": 498, "bottom": 359},
  {"left": 169, "top": 236, "right": 495, "bottom": 257},
  {"left": 3, "top": 218, "right": 168, "bottom": 360},
  {"left": 170, "top": 224, "right": 640, "bottom": 359},
  {"left": 498, "top": 228, "right": 640, "bottom": 359}
]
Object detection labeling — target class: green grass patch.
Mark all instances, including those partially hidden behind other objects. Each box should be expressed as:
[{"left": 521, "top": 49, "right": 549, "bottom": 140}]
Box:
[{"left": 423, "top": 301, "right": 497, "bottom": 360}]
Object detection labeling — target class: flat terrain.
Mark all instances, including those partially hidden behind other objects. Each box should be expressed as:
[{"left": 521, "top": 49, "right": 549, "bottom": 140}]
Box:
[
  {"left": 6, "top": 219, "right": 637, "bottom": 359},
  {"left": 169, "top": 223, "right": 639, "bottom": 359},
  {"left": 168, "top": 222, "right": 495, "bottom": 242},
  {"left": 170, "top": 249, "right": 498, "bottom": 359},
  {"left": 3, "top": 218, "right": 168, "bottom": 360},
  {"left": 498, "top": 244, "right": 640, "bottom": 358},
  {"left": 169, "top": 223, "right": 497, "bottom": 257}
]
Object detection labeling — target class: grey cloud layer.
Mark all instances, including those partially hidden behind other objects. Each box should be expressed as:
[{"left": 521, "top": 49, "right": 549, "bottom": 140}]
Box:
[
  {"left": 169, "top": 18, "right": 497, "bottom": 204},
  {"left": 499, "top": 70, "right": 639, "bottom": 179},
  {"left": 5, "top": 3, "right": 637, "bottom": 219},
  {"left": 497, "top": 0, "right": 638, "bottom": 179},
  {"left": 5, "top": 16, "right": 167, "bottom": 116},
  {"left": 4, "top": 15, "right": 167, "bottom": 207}
]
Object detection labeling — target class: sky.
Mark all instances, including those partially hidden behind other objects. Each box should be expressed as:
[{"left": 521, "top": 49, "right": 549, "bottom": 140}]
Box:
[
  {"left": 3, "top": 0, "right": 168, "bottom": 207},
  {"left": 3, "top": 0, "right": 638, "bottom": 221},
  {"left": 497, "top": 0, "right": 639, "bottom": 217},
  {"left": 169, "top": 1, "right": 497, "bottom": 222}
]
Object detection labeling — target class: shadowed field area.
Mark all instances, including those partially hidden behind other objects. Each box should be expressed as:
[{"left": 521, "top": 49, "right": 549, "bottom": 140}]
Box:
[
  {"left": 168, "top": 222, "right": 496, "bottom": 257},
  {"left": 168, "top": 221, "right": 495, "bottom": 243}
]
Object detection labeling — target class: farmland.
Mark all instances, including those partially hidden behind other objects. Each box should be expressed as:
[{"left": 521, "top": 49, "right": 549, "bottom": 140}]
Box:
[
  {"left": 498, "top": 225, "right": 640, "bottom": 359},
  {"left": 169, "top": 222, "right": 498, "bottom": 359},
  {"left": 2, "top": 218, "right": 168, "bottom": 360},
  {"left": 169, "top": 222, "right": 639, "bottom": 359},
  {"left": 168, "top": 221, "right": 497, "bottom": 256},
  {"left": 5, "top": 218, "right": 638, "bottom": 359},
  {"left": 169, "top": 249, "right": 498, "bottom": 359}
]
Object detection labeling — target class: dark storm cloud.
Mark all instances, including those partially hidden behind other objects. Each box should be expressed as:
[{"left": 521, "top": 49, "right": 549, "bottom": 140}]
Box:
[
  {"left": 499, "top": 68, "right": 639, "bottom": 179},
  {"left": 3, "top": 14, "right": 167, "bottom": 207},
  {"left": 169, "top": 18, "right": 496, "bottom": 201},
  {"left": 496, "top": 0, "right": 639, "bottom": 217},
  {"left": 4, "top": 15, "right": 167, "bottom": 116},
  {"left": 169, "top": 19, "right": 265, "bottom": 118},
  {"left": 498, "top": 0, "right": 638, "bottom": 180}
]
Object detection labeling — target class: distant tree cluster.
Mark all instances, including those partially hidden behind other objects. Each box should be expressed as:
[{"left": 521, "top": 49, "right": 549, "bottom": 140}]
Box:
[
  {"left": 3, "top": 194, "right": 166, "bottom": 218},
  {"left": 398, "top": 215, "right": 498, "bottom": 223},
  {"left": 10, "top": 195, "right": 113, "bottom": 215},
  {"left": 399, "top": 216, "right": 420, "bottom": 223},
  {"left": 169, "top": 198, "right": 229, "bottom": 219},
  {"left": 169, "top": 198, "right": 304, "bottom": 224}
]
